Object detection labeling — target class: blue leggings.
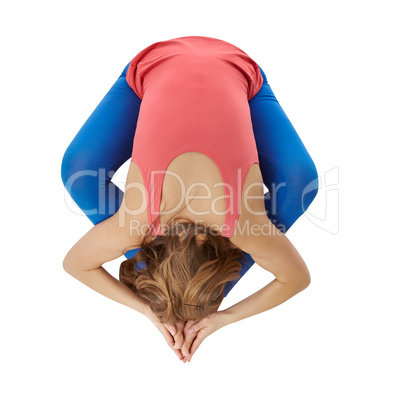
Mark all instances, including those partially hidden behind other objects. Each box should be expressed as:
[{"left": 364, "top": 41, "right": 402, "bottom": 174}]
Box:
[{"left": 61, "top": 61, "right": 319, "bottom": 297}]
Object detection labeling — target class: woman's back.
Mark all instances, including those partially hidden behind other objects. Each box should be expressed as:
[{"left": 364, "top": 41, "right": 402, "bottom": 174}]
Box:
[{"left": 120, "top": 35, "right": 265, "bottom": 242}]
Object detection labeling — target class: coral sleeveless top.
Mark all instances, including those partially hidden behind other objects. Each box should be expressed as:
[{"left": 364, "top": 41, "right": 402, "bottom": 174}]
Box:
[{"left": 125, "top": 35, "right": 263, "bottom": 238}]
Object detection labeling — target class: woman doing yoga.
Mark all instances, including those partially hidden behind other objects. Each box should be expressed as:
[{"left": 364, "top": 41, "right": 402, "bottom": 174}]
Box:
[{"left": 61, "top": 35, "right": 319, "bottom": 363}]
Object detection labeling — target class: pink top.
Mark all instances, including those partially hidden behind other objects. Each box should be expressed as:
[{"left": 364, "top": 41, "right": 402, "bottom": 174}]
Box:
[{"left": 125, "top": 35, "right": 263, "bottom": 237}]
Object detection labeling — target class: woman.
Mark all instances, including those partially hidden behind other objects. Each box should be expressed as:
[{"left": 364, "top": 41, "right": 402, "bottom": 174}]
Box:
[{"left": 61, "top": 35, "right": 319, "bottom": 363}]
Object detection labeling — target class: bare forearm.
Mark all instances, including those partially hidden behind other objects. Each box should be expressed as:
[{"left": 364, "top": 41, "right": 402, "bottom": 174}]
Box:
[
  {"left": 64, "top": 266, "right": 148, "bottom": 316},
  {"left": 223, "top": 278, "right": 309, "bottom": 325}
]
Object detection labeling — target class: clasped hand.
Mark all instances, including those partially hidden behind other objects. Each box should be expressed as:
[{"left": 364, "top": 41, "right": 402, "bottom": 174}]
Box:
[{"left": 147, "top": 310, "right": 229, "bottom": 363}]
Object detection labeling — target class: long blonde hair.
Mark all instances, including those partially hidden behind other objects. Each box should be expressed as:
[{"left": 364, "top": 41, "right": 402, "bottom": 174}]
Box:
[{"left": 119, "top": 211, "right": 248, "bottom": 324}]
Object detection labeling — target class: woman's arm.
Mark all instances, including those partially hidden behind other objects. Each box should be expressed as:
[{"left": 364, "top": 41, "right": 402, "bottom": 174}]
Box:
[
  {"left": 226, "top": 214, "right": 311, "bottom": 325},
  {"left": 223, "top": 276, "right": 309, "bottom": 326},
  {"left": 63, "top": 211, "right": 148, "bottom": 316}
]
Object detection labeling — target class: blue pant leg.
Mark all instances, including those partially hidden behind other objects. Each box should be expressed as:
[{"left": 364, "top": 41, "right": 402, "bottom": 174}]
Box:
[
  {"left": 61, "top": 61, "right": 142, "bottom": 260},
  {"left": 250, "top": 65, "right": 319, "bottom": 231},
  {"left": 223, "top": 65, "right": 319, "bottom": 297}
]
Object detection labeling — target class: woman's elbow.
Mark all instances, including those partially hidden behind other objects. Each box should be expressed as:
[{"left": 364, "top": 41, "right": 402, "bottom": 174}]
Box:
[{"left": 298, "top": 270, "right": 311, "bottom": 289}]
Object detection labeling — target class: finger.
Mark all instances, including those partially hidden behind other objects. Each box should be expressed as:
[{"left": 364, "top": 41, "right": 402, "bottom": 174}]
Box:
[
  {"left": 183, "top": 318, "right": 206, "bottom": 357},
  {"left": 162, "top": 323, "right": 188, "bottom": 360},
  {"left": 160, "top": 326, "right": 185, "bottom": 361},
  {"left": 182, "top": 328, "right": 198, "bottom": 357},
  {"left": 165, "top": 324, "right": 177, "bottom": 338},
  {"left": 173, "top": 347, "right": 185, "bottom": 361},
  {"left": 173, "top": 328, "right": 185, "bottom": 350},
  {"left": 183, "top": 351, "right": 191, "bottom": 363},
  {"left": 161, "top": 326, "right": 176, "bottom": 349},
  {"left": 186, "top": 319, "right": 205, "bottom": 335},
  {"left": 164, "top": 324, "right": 181, "bottom": 347},
  {"left": 184, "top": 319, "right": 198, "bottom": 331},
  {"left": 181, "top": 339, "right": 191, "bottom": 357},
  {"left": 188, "top": 330, "right": 208, "bottom": 360},
  {"left": 173, "top": 320, "right": 186, "bottom": 350}
]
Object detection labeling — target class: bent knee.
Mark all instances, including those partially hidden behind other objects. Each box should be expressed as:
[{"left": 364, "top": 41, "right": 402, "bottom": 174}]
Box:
[
  {"left": 60, "top": 148, "right": 85, "bottom": 187},
  {"left": 60, "top": 147, "right": 99, "bottom": 193},
  {"left": 299, "top": 160, "right": 319, "bottom": 206}
]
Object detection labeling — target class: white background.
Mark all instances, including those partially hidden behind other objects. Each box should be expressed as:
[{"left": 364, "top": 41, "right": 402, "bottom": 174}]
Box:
[{"left": 1, "top": 1, "right": 401, "bottom": 401}]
